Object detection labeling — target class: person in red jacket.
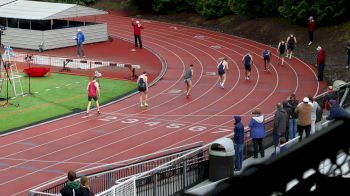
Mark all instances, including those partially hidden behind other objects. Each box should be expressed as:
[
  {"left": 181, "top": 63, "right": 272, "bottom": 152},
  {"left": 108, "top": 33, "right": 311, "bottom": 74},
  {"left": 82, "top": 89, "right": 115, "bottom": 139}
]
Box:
[
  {"left": 131, "top": 19, "right": 144, "bottom": 48},
  {"left": 308, "top": 16, "right": 316, "bottom": 46},
  {"left": 316, "top": 46, "right": 325, "bottom": 81}
]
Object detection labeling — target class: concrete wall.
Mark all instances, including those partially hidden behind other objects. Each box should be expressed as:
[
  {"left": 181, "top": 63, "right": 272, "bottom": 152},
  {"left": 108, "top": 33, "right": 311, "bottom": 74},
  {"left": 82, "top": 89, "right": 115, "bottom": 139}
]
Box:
[{"left": 2, "top": 23, "right": 108, "bottom": 51}]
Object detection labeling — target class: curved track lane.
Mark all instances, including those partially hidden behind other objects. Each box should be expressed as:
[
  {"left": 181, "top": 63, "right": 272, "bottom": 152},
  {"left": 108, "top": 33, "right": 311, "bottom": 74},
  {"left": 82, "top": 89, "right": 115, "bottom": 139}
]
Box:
[{"left": 0, "top": 13, "right": 326, "bottom": 195}]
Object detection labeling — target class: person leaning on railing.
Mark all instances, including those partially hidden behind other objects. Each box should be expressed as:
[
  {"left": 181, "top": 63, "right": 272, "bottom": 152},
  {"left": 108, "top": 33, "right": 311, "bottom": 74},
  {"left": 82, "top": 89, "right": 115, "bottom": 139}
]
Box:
[{"left": 326, "top": 99, "right": 350, "bottom": 121}]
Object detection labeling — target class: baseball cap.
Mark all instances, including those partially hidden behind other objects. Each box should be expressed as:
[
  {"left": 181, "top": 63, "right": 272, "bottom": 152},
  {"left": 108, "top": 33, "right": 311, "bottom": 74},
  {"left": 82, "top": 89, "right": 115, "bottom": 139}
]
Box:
[
  {"left": 136, "top": 21, "right": 140, "bottom": 24},
  {"left": 303, "top": 97, "right": 310, "bottom": 103},
  {"left": 77, "top": 28, "right": 81, "bottom": 32}
]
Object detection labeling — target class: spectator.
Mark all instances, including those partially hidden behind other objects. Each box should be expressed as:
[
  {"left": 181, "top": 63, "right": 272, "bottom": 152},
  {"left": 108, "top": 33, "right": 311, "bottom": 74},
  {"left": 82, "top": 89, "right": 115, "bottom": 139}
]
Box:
[
  {"left": 286, "top": 34, "right": 297, "bottom": 59},
  {"left": 249, "top": 108, "right": 265, "bottom": 158},
  {"left": 80, "top": 176, "right": 94, "bottom": 196},
  {"left": 316, "top": 46, "right": 326, "bottom": 81},
  {"left": 287, "top": 94, "right": 299, "bottom": 140},
  {"left": 326, "top": 99, "right": 350, "bottom": 121},
  {"left": 60, "top": 170, "right": 82, "bottom": 196},
  {"left": 295, "top": 97, "right": 313, "bottom": 141},
  {"left": 273, "top": 103, "right": 288, "bottom": 151},
  {"left": 282, "top": 101, "right": 291, "bottom": 140},
  {"left": 308, "top": 16, "right": 316, "bottom": 46},
  {"left": 308, "top": 95, "right": 321, "bottom": 134},
  {"left": 131, "top": 19, "right": 144, "bottom": 48},
  {"left": 324, "top": 86, "right": 336, "bottom": 110},
  {"left": 346, "top": 41, "right": 350, "bottom": 69},
  {"left": 233, "top": 116, "right": 244, "bottom": 171},
  {"left": 75, "top": 29, "right": 85, "bottom": 58}
]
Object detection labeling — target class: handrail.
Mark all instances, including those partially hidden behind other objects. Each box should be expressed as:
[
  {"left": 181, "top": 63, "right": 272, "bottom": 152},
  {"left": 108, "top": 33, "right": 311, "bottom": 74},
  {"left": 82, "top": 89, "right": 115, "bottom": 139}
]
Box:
[{"left": 29, "top": 141, "right": 203, "bottom": 195}]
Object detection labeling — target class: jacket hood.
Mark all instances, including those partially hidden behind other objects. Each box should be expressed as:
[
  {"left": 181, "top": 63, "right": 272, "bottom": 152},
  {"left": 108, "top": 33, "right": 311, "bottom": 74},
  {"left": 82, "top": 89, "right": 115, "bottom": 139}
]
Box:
[
  {"left": 67, "top": 181, "right": 80, "bottom": 190},
  {"left": 234, "top": 116, "right": 241, "bottom": 124},
  {"left": 252, "top": 115, "right": 264, "bottom": 123}
]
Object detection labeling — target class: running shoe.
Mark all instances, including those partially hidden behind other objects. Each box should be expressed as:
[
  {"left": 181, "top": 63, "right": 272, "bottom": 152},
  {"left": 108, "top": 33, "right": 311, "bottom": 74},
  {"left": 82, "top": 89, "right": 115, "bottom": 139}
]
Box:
[{"left": 144, "top": 102, "right": 149, "bottom": 107}]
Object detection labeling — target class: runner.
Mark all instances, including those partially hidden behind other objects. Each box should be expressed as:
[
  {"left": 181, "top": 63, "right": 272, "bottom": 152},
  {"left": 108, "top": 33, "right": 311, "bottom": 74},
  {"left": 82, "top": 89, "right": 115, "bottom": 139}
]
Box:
[
  {"left": 184, "top": 64, "right": 194, "bottom": 98},
  {"left": 286, "top": 34, "right": 297, "bottom": 59},
  {"left": 86, "top": 76, "right": 100, "bottom": 115},
  {"left": 217, "top": 57, "right": 229, "bottom": 88},
  {"left": 137, "top": 71, "right": 149, "bottom": 107},
  {"left": 262, "top": 49, "right": 271, "bottom": 71},
  {"left": 242, "top": 52, "right": 253, "bottom": 80},
  {"left": 277, "top": 40, "right": 286, "bottom": 65}
]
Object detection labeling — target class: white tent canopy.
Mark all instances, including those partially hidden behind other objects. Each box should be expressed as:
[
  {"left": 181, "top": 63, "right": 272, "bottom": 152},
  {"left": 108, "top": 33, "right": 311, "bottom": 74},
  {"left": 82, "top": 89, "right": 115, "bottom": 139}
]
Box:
[{"left": 0, "top": 0, "right": 107, "bottom": 20}]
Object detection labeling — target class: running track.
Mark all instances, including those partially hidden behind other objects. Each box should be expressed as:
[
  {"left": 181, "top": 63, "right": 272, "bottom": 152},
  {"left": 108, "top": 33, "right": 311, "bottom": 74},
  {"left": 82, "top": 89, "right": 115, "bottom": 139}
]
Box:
[{"left": 0, "top": 13, "right": 326, "bottom": 195}]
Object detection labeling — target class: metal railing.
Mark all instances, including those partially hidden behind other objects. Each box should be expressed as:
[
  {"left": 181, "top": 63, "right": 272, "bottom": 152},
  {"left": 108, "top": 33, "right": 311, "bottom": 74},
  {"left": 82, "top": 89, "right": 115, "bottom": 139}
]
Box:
[{"left": 28, "top": 142, "right": 203, "bottom": 196}]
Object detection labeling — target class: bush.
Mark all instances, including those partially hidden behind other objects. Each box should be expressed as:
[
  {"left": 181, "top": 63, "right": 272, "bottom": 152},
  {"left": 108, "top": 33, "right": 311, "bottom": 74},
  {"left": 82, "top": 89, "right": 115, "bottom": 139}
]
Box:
[
  {"left": 193, "top": 0, "right": 231, "bottom": 19},
  {"left": 278, "top": 0, "right": 350, "bottom": 25},
  {"left": 152, "top": 0, "right": 190, "bottom": 14}
]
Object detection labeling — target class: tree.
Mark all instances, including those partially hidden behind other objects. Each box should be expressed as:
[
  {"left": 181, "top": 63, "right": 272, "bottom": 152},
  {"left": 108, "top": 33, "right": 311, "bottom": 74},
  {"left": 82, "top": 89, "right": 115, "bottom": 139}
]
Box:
[{"left": 194, "top": 0, "right": 231, "bottom": 19}]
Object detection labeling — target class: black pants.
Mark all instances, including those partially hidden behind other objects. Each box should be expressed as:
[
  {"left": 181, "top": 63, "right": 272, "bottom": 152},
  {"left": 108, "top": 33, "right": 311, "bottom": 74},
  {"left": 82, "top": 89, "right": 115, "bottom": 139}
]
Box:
[
  {"left": 252, "top": 138, "right": 264, "bottom": 158},
  {"left": 297, "top": 125, "right": 311, "bottom": 141},
  {"left": 309, "top": 31, "right": 314, "bottom": 42},
  {"left": 317, "top": 62, "right": 325, "bottom": 81},
  {"left": 134, "top": 34, "right": 142, "bottom": 48}
]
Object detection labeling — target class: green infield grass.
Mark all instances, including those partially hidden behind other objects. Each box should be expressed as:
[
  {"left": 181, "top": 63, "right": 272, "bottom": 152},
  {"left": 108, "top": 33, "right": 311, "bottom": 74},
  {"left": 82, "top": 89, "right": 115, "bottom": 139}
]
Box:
[{"left": 0, "top": 73, "right": 137, "bottom": 133}]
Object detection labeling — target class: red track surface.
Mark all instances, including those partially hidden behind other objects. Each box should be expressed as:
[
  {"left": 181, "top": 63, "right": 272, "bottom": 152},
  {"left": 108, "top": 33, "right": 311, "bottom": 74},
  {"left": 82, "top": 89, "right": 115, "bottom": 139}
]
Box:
[{"left": 0, "top": 13, "right": 326, "bottom": 195}]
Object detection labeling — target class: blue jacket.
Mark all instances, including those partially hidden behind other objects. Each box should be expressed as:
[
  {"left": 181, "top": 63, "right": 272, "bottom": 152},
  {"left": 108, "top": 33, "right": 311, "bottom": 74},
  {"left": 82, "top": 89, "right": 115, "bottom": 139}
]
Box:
[
  {"left": 326, "top": 103, "right": 350, "bottom": 120},
  {"left": 233, "top": 116, "right": 244, "bottom": 144},
  {"left": 249, "top": 115, "right": 265, "bottom": 139},
  {"left": 76, "top": 31, "right": 85, "bottom": 45}
]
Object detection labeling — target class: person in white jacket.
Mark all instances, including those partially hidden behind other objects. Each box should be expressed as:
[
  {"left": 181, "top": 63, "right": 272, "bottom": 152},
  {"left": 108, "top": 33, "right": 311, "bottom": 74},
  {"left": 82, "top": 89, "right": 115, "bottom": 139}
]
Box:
[{"left": 308, "top": 96, "right": 321, "bottom": 134}]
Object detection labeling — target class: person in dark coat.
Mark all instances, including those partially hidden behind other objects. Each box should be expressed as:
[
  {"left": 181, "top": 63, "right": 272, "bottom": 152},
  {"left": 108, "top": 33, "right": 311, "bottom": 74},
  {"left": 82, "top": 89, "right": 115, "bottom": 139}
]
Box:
[
  {"left": 249, "top": 108, "right": 265, "bottom": 158},
  {"left": 273, "top": 103, "right": 288, "bottom": 151},
  {"left": 233, "top": 116, "right": 244, "bottom": 171},
  {"left": 282, "top": 101, "right": 291, "bottom": 140},
  {"left": 80, "top": 176, "right": 94, "bottom": 196},
  {"left": 60, "top": 170, "right": 82, "bottom": 196},
  {"left": 326, "top": 99, "right": 350, "bottom": 121},
  {"left": 287, "top": 94, "right": 299, "bottom": 140}
]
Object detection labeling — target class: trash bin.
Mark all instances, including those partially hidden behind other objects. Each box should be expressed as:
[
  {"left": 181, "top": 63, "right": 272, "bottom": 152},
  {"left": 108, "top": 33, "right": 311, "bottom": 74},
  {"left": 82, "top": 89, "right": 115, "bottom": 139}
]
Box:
[{"left": 209, "top": 138, "right": 234, "bottom": 181}]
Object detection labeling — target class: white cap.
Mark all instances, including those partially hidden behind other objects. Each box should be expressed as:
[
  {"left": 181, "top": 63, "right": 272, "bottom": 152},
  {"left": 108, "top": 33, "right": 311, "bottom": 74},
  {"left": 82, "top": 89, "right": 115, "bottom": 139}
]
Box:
[
  {"left": 309, "top": 16, "right": 313, "bottom": 20},
  {"left": 317, "top": 46, "right": 322, "bottom": 51},
  {"left": 303, "top": 97, "right": 310, "bottom": 103},
  {"left": 136, "top": 21, "right": 140, "bottom": 24},
  {"left": 77, "top": 28, "right": 81, "bottom": 32}
]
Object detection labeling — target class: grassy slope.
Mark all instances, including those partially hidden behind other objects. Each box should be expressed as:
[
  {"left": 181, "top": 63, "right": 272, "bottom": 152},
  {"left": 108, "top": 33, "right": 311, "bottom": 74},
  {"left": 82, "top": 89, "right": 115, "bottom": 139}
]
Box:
[{"left": 0, "top": 73, "right": 137, "bottom": 132}]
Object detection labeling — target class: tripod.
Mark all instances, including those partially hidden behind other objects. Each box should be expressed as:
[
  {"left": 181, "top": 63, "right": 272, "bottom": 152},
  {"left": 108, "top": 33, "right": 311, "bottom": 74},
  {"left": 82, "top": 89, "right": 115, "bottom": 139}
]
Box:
[{"left": 0, "top": 55, "right": 19, "bottom": 107}]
